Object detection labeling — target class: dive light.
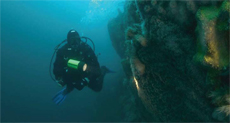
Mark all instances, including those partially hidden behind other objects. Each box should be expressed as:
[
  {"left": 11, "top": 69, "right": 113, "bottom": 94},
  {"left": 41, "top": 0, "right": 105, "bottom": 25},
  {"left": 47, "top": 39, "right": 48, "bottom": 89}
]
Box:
[{"left": 67, "top": 59, "right": 87, "bottom": 72}]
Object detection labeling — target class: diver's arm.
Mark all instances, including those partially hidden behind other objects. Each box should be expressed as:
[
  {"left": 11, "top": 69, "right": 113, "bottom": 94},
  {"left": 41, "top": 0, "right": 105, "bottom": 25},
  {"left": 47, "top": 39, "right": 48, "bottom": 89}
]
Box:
[{"left": 53, "top": 50, "right": 65, "bottom": 79}]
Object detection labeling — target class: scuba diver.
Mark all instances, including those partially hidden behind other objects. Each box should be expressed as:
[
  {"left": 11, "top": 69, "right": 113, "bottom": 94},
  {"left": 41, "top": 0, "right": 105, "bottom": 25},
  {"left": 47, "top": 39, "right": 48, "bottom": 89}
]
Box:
[{"left": 51, "top": 29, "right": 114, "bottom": 105}]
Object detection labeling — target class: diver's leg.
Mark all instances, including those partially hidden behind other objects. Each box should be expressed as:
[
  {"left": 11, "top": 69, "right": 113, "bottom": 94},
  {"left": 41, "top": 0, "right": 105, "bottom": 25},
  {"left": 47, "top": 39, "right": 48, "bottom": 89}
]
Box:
[
  {"left": 63, "top": 83, "right": 74, "bottom": 94},
  {"left": 88, "top": 66, "right": 114, "bottom": 92},
  {"left": 88, "top": 77, "right": 103, "bottom": 92},
  {"left": 88, "top": 68, "right": 107, "bottom": 92}
]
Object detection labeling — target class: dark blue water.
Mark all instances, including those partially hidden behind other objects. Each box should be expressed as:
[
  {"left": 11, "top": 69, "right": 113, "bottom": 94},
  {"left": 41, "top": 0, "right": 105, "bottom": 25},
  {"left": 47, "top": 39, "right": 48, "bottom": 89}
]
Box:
[{"left": 1, "top": 0, "right": 124, "bottom": 122}]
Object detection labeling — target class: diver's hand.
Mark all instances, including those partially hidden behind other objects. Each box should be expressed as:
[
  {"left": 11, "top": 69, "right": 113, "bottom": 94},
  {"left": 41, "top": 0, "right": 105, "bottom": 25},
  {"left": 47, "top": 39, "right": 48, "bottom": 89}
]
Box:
[
  {"left": 55, "top": 76, "right": 62, "bottom": 81},
  {"left": 56, "top": 77, "right": 65, "bottom": 87}
]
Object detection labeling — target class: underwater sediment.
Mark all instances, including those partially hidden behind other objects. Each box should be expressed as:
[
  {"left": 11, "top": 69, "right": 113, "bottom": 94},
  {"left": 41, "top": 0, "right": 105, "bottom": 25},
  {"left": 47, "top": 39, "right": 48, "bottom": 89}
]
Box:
[{"left": 108, "top": 0, "right": 229, "bottom": 122}]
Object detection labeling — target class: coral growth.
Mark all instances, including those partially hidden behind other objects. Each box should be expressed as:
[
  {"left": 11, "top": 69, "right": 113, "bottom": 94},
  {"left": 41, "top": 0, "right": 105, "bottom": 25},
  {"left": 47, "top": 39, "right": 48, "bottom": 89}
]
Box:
[
  {"left": 194, "top": 1, "right": 229, "bottom": 121},
  {"left": 144, "top": 5, "right": 152, "bottom": 13},
  {"left": 195, "top": 3, "right": 229, "bottom": 69},
  {"left": 108, "top": 0, "right": 230, "bottom": 122},
  {"left": 134, "top": 35, "right": 147, "bottom": 47}
]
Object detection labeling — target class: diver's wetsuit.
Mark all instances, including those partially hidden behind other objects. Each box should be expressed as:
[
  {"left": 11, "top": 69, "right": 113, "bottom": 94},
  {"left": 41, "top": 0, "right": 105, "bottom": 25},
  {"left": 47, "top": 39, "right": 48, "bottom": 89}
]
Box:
[{"left": 53, "top": 42, "right": 105, "bottom": 92}]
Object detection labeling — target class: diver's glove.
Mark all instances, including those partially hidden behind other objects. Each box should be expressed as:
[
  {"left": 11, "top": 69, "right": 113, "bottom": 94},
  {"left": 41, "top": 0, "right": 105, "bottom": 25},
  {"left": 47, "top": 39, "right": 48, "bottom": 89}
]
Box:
[
  {"left": 52, "top": 87, "right": 67, "bottom": 105},
  {"left": 82, "top": 77, "right": 90, "bottom": 86},
  {"left": 55, "top": 77, "right": 65, "bottom": 87}
]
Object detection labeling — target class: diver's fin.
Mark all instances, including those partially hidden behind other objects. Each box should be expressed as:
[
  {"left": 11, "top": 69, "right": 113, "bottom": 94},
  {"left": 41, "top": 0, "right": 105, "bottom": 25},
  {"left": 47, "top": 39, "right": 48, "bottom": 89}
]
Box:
[
  {"left": 106, "top": 68, "right": 116, "bottom": 73},
  {"left": 101, "top": 66, "right": 116, "bottom": 74},
  {"left": 52, "top": 88, "right": 67, "bottom": 105}
]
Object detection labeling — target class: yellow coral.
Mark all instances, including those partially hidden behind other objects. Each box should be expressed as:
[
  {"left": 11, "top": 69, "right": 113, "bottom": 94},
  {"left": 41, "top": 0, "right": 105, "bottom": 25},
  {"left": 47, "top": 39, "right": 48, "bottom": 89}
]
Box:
[
  {"left": 125, "top": 27, "right": 136, "bottom": 40},
  {"left": 134, "top": 35, "right": 147, "bottom": 47},
  {"left": 130, "top": 56, "right": 145, "bottom": 75},
  {"left": 196, "top": 3, "right": 229, "bottom": 69},
  {"left": 209, "top": 88, "right": 230, "bottom": 121},
  {"left": 217, "top": 105, "right": 230, "bottom": 116},
  {"left": 203, "top": 20, "right": 220, "bottom": 68},
  {"left": 212, "top": 103, "right": 230, "bottom": 121}
]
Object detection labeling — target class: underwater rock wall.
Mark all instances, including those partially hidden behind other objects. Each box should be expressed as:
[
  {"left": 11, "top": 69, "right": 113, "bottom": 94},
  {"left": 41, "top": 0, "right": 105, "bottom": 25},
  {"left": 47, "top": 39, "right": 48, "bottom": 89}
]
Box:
[{"left": 108, "top": 0, "right": 229, "bottom": 122}]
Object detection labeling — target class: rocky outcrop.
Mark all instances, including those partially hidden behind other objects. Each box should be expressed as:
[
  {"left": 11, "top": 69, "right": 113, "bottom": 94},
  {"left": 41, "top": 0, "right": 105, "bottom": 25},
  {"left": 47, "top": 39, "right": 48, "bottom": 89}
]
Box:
[{"left": 108, "top": 0, "right": 229, "bottom": 122}]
